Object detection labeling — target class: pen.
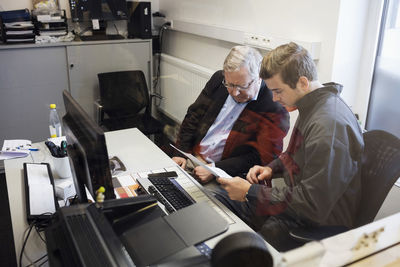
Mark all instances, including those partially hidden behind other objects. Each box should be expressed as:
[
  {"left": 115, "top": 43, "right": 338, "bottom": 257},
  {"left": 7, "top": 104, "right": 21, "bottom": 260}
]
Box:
[
  {"left": 45, "top": 141, "right": 59, "bottom": 157},
  {"left": 16, "top": 147, "right": 39, "bottom": 151},
  {"left": 60, "top": 140, "right": 67, "bottom": 156}
]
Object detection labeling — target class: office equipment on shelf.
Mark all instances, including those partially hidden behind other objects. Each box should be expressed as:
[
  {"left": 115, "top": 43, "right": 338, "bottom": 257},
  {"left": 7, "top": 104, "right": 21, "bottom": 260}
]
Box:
[
  {"left": 33, "top": 10, "right": 67, "bottom": 37},
  {"left": 69, "top": 0, "right": 128, "bottom": 36},
  {"left": 23, "top": 163, "right": 59, "bottom": 222},
  {"left": 62, "top": 90, "right": 116, "bottom": 201},
  {"left": 69, "top": 0, "right": 128, "bottom": 22},
  {"left": 127, "top": 1, "right": 152, "bottom": 39},
  {"left": 0, "top": 9, "right": 35, "bottom": 44}
]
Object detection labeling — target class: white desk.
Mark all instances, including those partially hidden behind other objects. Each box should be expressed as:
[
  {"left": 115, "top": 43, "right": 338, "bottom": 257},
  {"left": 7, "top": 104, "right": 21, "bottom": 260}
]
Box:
[
  {"left": 282, "top": 212, "right": 400, "bottom": 267},
  {"left": 6, "top": 128, "right": 400, "bottom": 267},
  {"left": 105, "top": 128, "right": 280, "bottom": 256},
  {"left": 4, "top": 142, "right": 54, "bottom": 266},
  {"left": 4, "top": 128, "right": 280, "bottom": 266}
]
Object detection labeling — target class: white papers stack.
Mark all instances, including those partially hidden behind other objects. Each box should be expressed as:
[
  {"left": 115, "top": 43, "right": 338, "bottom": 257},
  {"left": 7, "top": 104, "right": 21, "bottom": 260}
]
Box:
[
  {"left": 35, "top": 11, "right": 68, "bottom": 38},
  {"left": 3, "top": 21, "right": 35, "bottom": 43}
]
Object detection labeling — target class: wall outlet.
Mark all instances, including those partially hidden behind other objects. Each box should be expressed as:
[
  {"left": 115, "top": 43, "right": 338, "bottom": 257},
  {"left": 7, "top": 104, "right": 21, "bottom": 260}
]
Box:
[{"left": 244, "top": 33, "right": 273, "bottom": 49}]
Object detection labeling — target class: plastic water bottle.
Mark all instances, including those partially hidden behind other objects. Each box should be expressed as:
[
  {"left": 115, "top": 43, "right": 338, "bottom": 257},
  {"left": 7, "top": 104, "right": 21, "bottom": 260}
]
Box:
[{"left": 49, "top": 104, "right": 62, "bottom": 138}]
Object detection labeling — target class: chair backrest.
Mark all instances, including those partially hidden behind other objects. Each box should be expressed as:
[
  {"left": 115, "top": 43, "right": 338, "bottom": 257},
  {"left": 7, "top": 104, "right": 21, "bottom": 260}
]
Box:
[
  {"left": 97, "top": 70, "right": 150, "bottom": 118},
  {"left": 355, "top": 130, "right": 400, "bottom": 227}
]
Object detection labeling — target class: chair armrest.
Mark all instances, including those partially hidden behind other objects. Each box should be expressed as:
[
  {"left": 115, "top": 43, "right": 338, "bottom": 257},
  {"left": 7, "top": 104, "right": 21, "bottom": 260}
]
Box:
[
  {"left": 94, "top": 99, "right": 104, "bottom": 125},
  {"left": 289, "top": 225, "right": 348, "bottom": 243}
]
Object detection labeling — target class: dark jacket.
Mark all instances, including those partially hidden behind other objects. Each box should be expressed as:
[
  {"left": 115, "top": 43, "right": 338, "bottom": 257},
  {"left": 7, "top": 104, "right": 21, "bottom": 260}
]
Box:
[
  {"left": 176, "top": 70, "right": 289, "bottom": 176},
  {"left": 249, "top": 83, "right": 364, "bottom": 228}
]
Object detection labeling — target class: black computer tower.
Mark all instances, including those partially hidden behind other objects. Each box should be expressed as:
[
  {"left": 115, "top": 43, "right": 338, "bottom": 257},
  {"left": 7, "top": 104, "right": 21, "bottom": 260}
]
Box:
[{"left": 127, "top": 1, "right": 151, "bottom": 39}]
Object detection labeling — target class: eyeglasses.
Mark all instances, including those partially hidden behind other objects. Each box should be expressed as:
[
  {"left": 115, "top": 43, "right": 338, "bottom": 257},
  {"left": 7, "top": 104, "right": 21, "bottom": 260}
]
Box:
[{"left": 222, "top": 78, "right": 255, "bottom": 91}]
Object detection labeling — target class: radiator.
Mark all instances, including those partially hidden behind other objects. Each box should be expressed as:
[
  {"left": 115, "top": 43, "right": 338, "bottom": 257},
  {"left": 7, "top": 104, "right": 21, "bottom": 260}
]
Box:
[{"left": 158, "top": 53, "right": 215, "bottom": 123}]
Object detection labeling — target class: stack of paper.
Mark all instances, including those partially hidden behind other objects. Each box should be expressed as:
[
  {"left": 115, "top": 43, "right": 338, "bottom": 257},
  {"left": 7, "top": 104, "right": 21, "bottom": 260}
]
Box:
[
  {"left": 34, "top": 10, "right": 67, "bottom": 38},
  {"left": 3, "top": 21, "right": 35, "bottom": 43},
  {"left": 0, "top": 9, "right": 36, "bottom": 44}
]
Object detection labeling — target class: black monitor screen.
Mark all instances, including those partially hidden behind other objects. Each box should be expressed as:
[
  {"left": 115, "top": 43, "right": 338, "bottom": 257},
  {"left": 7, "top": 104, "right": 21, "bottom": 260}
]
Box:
[
  {"left": 62, "top": 90, "right": 115, "bottom": 202},
  {"left": 69, "top": 0, "right": 128, "bottom": 22}
]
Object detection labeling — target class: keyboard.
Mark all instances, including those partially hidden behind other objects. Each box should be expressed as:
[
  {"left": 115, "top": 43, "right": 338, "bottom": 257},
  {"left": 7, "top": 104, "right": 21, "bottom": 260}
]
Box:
[
  {"left": 133, "top": 166, "right": 235, "bottom": 224},
  {"left": 148, "top": 176, "right": 194, "bottom": 212},
  {"left": 79, "top": 34, "right": 125, "bottom": 41}
]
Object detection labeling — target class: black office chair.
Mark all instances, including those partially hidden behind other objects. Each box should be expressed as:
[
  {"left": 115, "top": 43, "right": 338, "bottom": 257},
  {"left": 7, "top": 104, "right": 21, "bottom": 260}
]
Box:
[
  {"left": 96, "top": 70, "right": 164, "bottom": 136},
  {"left": 289, "top": 130, "right": 400, "bottom": 243}
]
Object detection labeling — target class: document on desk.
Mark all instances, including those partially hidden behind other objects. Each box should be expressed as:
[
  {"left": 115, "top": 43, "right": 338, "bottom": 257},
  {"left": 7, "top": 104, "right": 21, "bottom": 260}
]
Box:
[
  {"left": 0, "top": 139, "right": 31, "bottom": 160},
  {"left": 112, "top": 174, "right": 141, "bottom": 198},
  {"left": 170, "top": 144, "right": 232, "bottom": 178}
]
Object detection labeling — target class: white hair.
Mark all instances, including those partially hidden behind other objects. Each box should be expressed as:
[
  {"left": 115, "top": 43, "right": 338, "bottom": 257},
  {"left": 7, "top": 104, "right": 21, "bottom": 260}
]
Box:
[{"left": 223, "top": 46, "right": 262, "bottom": 79}]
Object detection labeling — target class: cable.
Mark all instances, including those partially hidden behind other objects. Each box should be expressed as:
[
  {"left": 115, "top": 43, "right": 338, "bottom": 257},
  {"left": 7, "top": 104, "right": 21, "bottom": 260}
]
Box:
[
  {"left": 38, "top": 259, "right": 48, "bottom": 267},
  {"left": 19, "top": 212, "right": 53, "bottom": 267},
  {"left": 19, "top": 222, "right": 35, "bottom": 267},
  {"left": 21, "top": 224, "right": 35, "bottom": 266},
  {"left": 26, "top": 254, "right": 48, "bottom": 267},
  {"left": 35, "top": 225, "right": 46, "bottom": 244},
  {"left": 69, "top": 195, "right": 79, "bottom": 205},
  {"left": 113, "top": 23, "right": 119, "bottom": 35},
  {"left": 153, "top": 22, "right": 171, "bottom": 107}
]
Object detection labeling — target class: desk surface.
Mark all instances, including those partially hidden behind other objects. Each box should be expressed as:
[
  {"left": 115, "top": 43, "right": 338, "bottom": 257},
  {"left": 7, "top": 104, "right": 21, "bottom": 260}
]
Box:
[
  {"left": 105, "top": 128, "right": 280, "bottom": 256},
  {"left": 4, "top": 142, "right": 51, "bottom": 266},
  {"left": 4, "top": 128, "right": 279, "bottom": 266},
  {"left": 5, "top": 128, "right": 400, "bottom": 267}
]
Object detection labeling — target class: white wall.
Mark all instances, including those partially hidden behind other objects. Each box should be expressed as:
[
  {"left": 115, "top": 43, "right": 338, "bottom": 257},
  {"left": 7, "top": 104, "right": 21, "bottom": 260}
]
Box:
[
  {"left": 331, "top": 0, "right": 369, "bottom": 108},
  {"left": 354, "top": 0, "right": 384, "bottom": 125},
  {"left": 160, "top": 0, "right": 340, "bottom": 82},
  {"left": 159, "top": 0, "right": 375, "bottom": 121},
  {"left": 0, "top": 0, "right": 379, "bottom": 122}
]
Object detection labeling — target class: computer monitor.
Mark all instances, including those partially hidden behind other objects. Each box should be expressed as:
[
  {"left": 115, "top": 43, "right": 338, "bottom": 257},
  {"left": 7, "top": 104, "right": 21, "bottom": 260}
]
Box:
[
  {"left": 62, "top": 90, "right": 115, "bottom": 202},
  {"left": 69, "top": 0, "right": 128, "bottom": 22}
]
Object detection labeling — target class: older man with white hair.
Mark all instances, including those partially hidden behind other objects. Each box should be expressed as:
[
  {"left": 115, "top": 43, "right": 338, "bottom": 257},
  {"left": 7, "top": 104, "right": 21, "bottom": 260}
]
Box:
[{"left": 172, "top": 45, "right": 289, "bottom": 183}]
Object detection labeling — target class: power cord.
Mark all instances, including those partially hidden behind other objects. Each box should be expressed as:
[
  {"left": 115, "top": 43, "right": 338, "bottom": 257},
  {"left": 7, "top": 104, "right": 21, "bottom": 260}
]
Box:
[
  {"left": 113, "top": 22, "right": 120, "bottom": 35},
  {"left": 25, "top": 254, "right": 48, "bottom": 267},
  {"left": 153, "top": 22, "right": 172, "bottom": 107},
  {"left": 19, "top": 222, "right": 35, "bottom": 267},
  {"left": 19, "top": 213, "right": 53, "bottom": 267}
]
